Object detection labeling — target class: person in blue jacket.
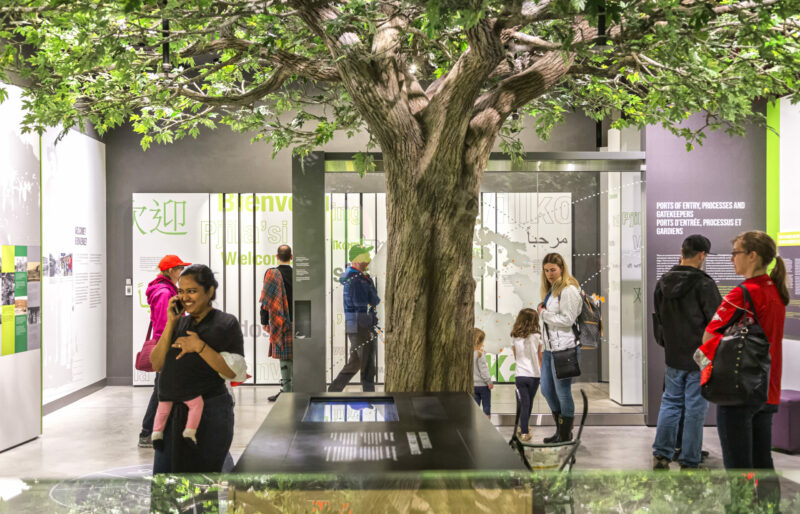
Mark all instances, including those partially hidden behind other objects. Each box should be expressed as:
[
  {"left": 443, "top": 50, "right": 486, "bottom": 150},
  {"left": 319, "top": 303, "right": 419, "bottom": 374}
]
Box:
[{"left": 329, "top": 244, "right": 380, "bottom": 392}]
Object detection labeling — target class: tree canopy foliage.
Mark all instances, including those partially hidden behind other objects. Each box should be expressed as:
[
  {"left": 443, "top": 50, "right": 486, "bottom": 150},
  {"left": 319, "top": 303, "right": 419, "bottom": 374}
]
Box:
[
  {"left": 1, "top": 0, "right": 798, "bottom": 159},
  {"left": 3, "top": 0, "right": 799, "bottom": 392}
]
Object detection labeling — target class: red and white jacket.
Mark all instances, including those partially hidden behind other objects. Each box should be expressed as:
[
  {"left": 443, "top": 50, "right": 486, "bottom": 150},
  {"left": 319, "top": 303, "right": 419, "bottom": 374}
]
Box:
[{"left": 695, "top": 274, "right": 785, "bottom": 405}]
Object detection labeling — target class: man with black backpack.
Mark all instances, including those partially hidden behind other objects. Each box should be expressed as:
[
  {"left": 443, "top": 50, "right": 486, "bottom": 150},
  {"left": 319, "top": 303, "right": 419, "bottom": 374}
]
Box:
[{"left": 651, "top": 234, "right": 722, "bottom": 470}]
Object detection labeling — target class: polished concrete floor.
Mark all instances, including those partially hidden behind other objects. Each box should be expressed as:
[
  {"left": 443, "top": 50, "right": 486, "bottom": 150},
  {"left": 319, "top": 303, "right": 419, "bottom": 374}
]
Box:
[
  {"left": 491, "top": 381, "right": 643, "bottom": 415},
  {"left": 1, "top": 385, "right": 799, "bottom": 481}
]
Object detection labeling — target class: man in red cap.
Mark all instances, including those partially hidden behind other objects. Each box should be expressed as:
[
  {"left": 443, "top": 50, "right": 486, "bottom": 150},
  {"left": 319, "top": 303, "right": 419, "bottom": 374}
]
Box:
[{"left": 138, "top": 254, "right": 191, "bottom": 448}]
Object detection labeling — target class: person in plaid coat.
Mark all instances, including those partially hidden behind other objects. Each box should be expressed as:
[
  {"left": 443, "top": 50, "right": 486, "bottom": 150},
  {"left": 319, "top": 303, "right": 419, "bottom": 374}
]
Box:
[{"left": 260, "top": 245, "right": 293, "bottom": 401}]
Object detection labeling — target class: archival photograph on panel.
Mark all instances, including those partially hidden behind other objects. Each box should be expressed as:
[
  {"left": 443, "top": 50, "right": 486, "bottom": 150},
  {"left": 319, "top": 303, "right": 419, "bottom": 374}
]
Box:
[
  {"left": 15, "top": 297, "right": 28, "bottom": 316},
  {"left": 14, "top": 255, "right": 26, "bottom": 272},
  {"left": 27, "top": 261, "right": 41, "bottom": 282},
  {"left": 1, "top": 273, "right": 14, "bottom": 305},
  {"left": 26, "top": 246, "right": 40, "bottom": 281},
  {"left": 28, "top": 306, "right": 40, "bottom": 325}
]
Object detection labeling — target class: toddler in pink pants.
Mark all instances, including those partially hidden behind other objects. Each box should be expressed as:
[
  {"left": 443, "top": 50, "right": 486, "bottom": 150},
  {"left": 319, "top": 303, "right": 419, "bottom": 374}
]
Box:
[{"left": 151, "top": 395, "right": 204, "bottom": 450}]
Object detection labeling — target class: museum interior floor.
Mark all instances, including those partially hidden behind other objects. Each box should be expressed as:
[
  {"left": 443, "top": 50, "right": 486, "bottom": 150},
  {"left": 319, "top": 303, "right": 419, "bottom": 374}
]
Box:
[{"left": 1, "top": 385, "right": 799, "bottom": 510}]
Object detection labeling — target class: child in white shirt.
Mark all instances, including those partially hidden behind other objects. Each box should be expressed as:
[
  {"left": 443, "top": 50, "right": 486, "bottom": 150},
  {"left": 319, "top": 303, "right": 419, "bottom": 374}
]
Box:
[{"left": 512, "top": 308, "right": 543, "bottom": 441}]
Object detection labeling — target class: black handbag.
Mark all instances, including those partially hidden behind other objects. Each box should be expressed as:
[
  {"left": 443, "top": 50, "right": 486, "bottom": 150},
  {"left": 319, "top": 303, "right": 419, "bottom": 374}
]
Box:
[
  {"left": 552, "top": 345, "right": 581, "bottom": 379},
  {"left": 700, "top": 285, "right": 771, "bottom": 406}
]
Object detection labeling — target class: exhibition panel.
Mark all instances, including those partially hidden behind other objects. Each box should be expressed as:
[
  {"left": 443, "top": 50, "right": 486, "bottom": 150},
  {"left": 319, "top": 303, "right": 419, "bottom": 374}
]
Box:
[
  {"left": 41, "top": 128, "right": 107, "bottom": 405},
  {"left": 0, "top": 83, "right": 42, "bottom": 451},
  {"left": 644, "top": 117, "right": 767, "bottom": 424}
]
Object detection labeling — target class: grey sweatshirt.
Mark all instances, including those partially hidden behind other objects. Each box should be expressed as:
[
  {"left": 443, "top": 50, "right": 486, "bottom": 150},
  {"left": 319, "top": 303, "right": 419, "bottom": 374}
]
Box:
[{"left": 473, "top": 350, "right": 493, "bottom": 387}]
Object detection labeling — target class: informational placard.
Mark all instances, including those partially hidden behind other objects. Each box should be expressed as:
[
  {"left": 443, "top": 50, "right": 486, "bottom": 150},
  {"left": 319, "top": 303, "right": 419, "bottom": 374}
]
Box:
[
  {"left": 0, "top": 83, "right": 42, "bottom": 451},
  {"left": 41, "top": 128, "right": 106, "bottom": 404},
  {"left": 778, "top": 232, "right": 800, "bottom": 339},
  {"left": 654, "top": 200, "right": 748, "bottom": 295},
  {"left": 132, "top": 193, "right": 292, "bottom": 385},
  {"left": 1, "top": 244, "right": 40, "bottom": 355}
]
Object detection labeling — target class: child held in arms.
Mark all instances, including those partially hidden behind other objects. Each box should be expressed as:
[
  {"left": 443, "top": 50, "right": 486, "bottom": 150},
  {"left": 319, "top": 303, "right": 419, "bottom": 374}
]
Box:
[{"left": 473, "top": 328, "right": 494, "bottom": 419}]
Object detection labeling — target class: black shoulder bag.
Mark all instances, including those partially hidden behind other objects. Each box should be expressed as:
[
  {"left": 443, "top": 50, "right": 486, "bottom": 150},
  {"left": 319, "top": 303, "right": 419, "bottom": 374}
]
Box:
[{"left": 700, "top": 285, "right": 771, "bottom": 406}]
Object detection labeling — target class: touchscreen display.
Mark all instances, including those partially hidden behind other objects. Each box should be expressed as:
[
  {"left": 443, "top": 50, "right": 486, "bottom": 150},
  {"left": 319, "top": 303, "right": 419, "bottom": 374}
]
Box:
[{"left": 303, "top": 398, "right": 399, "bottom": 422}]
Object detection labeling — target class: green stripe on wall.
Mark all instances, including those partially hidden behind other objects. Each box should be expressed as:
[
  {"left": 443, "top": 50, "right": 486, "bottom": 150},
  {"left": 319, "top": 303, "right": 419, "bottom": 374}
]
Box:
[{"left": 766, "top": 100, "right": 780, "bottom": 239}]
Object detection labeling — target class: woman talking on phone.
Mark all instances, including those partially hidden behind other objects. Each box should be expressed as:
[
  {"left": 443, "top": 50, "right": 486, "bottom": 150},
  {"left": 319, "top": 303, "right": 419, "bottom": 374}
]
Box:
[{"left": 149, "top": 264, "right": 247, "bottom": 473}]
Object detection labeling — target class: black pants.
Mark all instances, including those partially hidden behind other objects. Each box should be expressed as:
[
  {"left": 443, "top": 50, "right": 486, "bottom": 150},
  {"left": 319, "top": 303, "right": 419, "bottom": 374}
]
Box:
[
  {"left": 474, "top": 386, "right": 491, "bottom": 415},
  {"left": 516, "top": 376, "right": 540, "bottom": 434},
  {"left": 717, "top": 403, "right": 780, "bottom": 504},
  {"left": 329, "top": 326, "right": 377, "bottom": 392},
  {"left": 140, "top": 373, "right": 159, "bottom": 437}
]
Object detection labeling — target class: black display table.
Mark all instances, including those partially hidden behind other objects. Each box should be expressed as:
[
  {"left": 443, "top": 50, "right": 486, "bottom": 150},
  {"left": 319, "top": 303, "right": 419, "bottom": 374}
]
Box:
[{"left": 234, "top": 392, "right": 525, "bottom": 473}]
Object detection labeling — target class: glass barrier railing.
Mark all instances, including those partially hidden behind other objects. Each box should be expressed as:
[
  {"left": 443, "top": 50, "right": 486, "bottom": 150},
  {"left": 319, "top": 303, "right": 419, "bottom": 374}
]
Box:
[{"left": 2, "top": 470, "right": 792, "bottom": 513}]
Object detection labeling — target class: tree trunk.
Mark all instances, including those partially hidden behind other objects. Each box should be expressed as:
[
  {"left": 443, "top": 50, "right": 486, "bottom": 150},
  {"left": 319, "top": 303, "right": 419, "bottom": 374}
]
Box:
[{"left": 382, "top": 146, "right": 483, "bottom": 393}]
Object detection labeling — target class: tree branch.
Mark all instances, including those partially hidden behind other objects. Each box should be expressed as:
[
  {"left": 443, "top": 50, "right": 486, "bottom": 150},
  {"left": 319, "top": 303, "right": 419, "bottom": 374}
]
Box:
[
  {"left": 176, "top": 66, "right": 292, "bottom": 106},
  {"left": 179, "top": 37, "right": 340, "bottom": 81}
]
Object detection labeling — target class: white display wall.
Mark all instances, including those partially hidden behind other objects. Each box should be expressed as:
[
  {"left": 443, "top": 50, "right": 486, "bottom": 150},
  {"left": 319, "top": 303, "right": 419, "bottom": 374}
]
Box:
[
  {"left": 0, "top": 84, "right": 42, "bottom": 451},
  {"left": 42, "top": 129, "right": 107, "bottom": 404},
  {"left": 131, "top": 193, "right": 292, "bottom": 385}
]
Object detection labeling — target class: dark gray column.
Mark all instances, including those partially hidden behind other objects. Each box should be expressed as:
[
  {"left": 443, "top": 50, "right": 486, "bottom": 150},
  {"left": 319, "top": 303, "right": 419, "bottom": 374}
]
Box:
[{"left": 292, "top": 152, "right": 327, "bottom": 392}]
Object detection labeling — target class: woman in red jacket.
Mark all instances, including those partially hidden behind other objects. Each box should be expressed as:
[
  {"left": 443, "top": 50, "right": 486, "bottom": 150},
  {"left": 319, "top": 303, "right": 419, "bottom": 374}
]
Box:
[{"left": 700, "top": 231, "right": 788, "bottom": 501}]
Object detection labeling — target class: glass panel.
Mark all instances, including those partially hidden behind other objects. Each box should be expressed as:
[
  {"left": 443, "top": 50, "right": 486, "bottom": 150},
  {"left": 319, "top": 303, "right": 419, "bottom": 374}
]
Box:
[
  {"left": 327, "top": 193, "right": 348, "bottom": 383},
  {"left": 254, "top": 194, "right": 293, "bottom": 384},
  {"left": 323, "top": 160, "right": 645, "bottom": 411}
]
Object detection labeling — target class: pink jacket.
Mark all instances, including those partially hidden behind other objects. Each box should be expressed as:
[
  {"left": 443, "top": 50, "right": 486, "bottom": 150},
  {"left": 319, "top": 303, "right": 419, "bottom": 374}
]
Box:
[{"left": 146, "top": 275, "right": 177, "bottom": 340}]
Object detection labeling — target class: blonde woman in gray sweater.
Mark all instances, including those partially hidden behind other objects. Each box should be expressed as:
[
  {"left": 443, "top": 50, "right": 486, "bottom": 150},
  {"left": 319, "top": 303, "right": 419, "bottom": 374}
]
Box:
[{"left": 472, "top": 328, "right": 493, "bottom": 419}]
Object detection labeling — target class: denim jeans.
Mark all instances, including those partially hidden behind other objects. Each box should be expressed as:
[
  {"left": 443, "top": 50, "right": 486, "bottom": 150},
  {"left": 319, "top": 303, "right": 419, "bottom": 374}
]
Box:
[
  {"left": 474, "top": 386, "right": 491, "bottom": 415},
  {"left": 140, "top": 373, "right": 159, "bottom": 437},
  {"left": 652, "top": 365, "right": 708, "bottom": 467},
  {"left": 540, "top": 350, "right": 576, "bottom": 417},
  {"left": 153, "top": 390, "right": 234, "bottom": 473},
  {"left": 717, "top": 403, "right": 780, "bottom": 504},
  {"left": 515, "top": 376, "right": 541, "bottom": 434}
]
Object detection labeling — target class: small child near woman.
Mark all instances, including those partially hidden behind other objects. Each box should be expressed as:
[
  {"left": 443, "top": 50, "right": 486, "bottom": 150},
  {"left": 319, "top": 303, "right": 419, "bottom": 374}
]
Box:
[
  {"left": 512, "top": 308, "right": 543, "bottom": 441},
  {"left": 472, "top": 328, "right": 493, "bottom": 419}
]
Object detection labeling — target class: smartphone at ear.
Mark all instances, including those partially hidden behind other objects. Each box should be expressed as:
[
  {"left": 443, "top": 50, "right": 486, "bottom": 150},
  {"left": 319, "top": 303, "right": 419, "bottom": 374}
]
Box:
[{"left": 173, "top": 299, "right": 183, "bottom": 315}]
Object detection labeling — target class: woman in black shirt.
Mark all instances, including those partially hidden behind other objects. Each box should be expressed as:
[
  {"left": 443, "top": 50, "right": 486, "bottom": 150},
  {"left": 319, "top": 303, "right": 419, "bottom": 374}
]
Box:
[{"left": 150, "top": 264, "right": 246, "bottom": 473}]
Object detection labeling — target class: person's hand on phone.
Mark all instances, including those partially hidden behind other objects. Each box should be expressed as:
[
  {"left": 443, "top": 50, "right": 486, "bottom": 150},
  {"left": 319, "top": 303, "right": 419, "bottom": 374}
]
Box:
[{"left": 167, "top": 296, "right": 184, "bottom": 322}]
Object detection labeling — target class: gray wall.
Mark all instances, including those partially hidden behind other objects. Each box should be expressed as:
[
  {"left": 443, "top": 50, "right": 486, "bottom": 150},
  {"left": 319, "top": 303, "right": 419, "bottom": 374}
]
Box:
[
  {"left": 104, "top": 112, "right": 597, "bottom": 385},
  {"left": 644, "top": 108, "right": 767, "bottom": 424}
]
